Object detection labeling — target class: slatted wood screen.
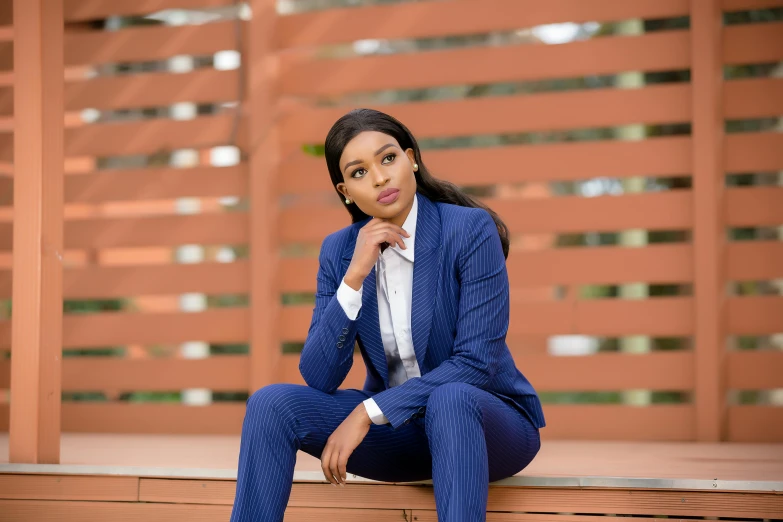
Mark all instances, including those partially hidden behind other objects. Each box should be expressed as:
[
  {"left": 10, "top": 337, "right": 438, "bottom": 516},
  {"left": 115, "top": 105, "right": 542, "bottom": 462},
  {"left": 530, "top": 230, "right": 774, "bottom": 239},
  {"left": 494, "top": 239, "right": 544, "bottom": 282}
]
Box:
[{"left": 0, "top": 0, "right": 781, "bottom": 442}]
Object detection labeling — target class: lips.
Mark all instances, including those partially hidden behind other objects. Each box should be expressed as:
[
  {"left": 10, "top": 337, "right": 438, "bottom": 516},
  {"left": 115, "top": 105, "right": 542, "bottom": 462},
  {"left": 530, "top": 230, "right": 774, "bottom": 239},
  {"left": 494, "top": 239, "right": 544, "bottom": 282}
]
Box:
[{"left": 377, "top": 188, "right": 399, "bottom": 201}]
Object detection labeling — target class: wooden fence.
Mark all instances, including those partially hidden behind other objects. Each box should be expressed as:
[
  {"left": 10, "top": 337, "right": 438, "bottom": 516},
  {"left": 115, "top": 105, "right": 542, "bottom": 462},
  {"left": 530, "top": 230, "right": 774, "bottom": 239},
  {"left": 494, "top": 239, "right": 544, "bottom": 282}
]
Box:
[{"left": 0, "top": 0, "right": 781, "bottom": 462}]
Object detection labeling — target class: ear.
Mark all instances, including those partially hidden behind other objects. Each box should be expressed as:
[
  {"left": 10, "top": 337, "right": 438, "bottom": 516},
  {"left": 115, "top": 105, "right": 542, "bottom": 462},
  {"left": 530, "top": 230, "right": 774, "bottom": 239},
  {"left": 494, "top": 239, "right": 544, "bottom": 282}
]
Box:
[
  {"left": 405, "top": 148, "right": 416, "bottom": 165},
  {"left": 336, "top": 182, "right": 349, "bottom": 199}
]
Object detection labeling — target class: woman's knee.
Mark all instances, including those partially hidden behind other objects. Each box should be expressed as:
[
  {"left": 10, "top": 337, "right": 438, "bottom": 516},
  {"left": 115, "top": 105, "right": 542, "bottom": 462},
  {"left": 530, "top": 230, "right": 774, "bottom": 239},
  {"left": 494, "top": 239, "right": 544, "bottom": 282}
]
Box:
[
  {"left": 426, "top": 382, "right": 481, "bottom": 422},
  {"left": 246, "top": 383, "right": 304, "bottom": 422}
]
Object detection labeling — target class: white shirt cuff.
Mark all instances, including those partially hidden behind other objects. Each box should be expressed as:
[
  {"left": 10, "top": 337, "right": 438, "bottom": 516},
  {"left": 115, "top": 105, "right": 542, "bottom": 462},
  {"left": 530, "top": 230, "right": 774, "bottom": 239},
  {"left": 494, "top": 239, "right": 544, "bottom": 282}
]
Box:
[
  {"left": 336, "top": 276, "right": 362, "bottom": 320},
  {"left": 362, "top": 398, "right": 389, "bottom": 425}
]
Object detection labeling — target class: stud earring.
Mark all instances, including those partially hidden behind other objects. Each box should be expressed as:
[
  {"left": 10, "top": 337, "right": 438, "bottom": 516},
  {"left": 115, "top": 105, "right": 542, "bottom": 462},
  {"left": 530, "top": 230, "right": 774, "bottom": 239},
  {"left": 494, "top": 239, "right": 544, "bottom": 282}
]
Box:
[
  {"left": 413, "top": 163, "right": 418, "bottom": 171},
  {"left": 345, "top": 198, "right": 351, "bottom": 204}
]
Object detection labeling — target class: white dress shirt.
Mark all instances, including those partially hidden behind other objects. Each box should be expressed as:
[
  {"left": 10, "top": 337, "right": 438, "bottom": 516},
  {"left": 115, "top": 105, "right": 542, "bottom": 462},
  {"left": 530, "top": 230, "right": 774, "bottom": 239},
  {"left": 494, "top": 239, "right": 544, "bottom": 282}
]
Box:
[{"left": 335, "top": 193, "right": 422, "bottom": 425}]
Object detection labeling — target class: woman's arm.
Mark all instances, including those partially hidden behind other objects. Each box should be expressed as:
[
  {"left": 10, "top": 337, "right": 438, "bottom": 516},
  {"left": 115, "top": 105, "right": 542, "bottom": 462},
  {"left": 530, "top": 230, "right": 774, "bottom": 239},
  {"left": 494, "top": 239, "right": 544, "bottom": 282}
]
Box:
[
  {"left": 298, "top": 234, "right": 360, "bottom": 393},
  {"left": 370, "top": 209, "right": 509, "bottom": 429}
]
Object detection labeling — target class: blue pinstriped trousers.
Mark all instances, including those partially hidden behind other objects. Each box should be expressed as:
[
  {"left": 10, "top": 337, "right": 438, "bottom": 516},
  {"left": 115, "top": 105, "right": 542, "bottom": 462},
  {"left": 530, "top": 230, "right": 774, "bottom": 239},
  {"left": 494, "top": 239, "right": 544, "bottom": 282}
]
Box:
[{"left": 230, "top": 381, "right": 540, "bottom": 521}]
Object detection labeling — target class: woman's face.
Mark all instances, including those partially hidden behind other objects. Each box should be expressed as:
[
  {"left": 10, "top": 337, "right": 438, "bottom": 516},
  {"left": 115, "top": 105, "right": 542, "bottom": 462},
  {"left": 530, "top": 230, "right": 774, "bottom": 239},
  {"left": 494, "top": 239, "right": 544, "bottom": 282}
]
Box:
[{"left": 336, "top": 131, "right": 418, "bottom": 224}]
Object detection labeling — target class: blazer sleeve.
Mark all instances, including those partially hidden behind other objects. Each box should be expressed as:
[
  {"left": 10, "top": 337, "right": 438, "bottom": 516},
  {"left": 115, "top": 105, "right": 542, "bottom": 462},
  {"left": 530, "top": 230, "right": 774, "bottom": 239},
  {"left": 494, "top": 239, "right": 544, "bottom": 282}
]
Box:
[
  {"left": 370, "top": 209, "right": 509, "bottom": 429},
  {"left": 298, "top": 234, "right": 361, "bottom": 393}
]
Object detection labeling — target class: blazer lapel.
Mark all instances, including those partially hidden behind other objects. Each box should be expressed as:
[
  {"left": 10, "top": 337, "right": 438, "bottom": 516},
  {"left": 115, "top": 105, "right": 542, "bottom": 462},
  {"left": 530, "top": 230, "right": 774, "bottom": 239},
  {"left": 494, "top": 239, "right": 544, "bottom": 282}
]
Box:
[{"left": 410, "top": 194, "right": 442, "bottom": 373}]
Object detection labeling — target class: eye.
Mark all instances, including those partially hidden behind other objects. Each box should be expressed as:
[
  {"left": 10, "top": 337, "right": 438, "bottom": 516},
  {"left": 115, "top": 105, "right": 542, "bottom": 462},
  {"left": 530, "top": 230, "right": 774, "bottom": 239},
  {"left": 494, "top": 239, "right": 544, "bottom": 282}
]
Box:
[
  {"left": 351, "top": 153, "right": 396, "bottom": 178},
  {"left": 382, "top": 153, "right": 396, "bottom": 163}
]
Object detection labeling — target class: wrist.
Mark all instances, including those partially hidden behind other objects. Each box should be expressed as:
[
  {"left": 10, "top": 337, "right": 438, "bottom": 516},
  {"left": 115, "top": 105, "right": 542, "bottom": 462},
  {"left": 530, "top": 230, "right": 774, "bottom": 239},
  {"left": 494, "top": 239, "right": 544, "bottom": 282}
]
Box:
[
  {"left": 356, "top": 403, "right": 372, "bottom": 425},
  {"left": 344, "top": 270, "right": 364, "bottom": 291}
]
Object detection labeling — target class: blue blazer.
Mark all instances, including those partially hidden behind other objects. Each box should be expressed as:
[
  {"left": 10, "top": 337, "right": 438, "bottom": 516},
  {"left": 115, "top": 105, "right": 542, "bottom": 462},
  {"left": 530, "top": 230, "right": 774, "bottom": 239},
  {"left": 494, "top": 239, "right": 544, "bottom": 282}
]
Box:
[{"left": 299, "top": 192, "right": 546, "bottom": 431}]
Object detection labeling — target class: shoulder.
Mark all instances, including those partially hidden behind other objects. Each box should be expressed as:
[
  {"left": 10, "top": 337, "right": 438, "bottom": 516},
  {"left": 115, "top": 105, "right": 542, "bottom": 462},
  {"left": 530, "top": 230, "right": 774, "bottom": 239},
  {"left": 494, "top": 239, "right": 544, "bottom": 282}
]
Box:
[
  {"left": 319, "top": 219, "right": 363, "bottom": 259},
  {"left": 435, "top": 200, "right": 493, "bottom": 239}
]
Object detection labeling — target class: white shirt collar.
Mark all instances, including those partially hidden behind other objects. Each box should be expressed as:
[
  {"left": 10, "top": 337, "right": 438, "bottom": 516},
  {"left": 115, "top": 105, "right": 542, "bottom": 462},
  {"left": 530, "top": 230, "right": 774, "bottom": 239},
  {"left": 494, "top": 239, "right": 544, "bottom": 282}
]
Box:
[{"left": 383, "top": 191, "right": 417, "bottom": 263}]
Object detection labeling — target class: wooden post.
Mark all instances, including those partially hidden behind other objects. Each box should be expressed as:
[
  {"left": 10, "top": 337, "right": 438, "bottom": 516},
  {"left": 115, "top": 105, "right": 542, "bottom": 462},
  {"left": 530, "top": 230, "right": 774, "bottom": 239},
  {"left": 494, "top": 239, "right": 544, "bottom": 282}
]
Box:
[
  {"left": 247, "top": 0, "right": 281, "bottom": 392},
  {"left": 9, "top": 0, "right": 64, "bottom": 463},
  {"left": 691, "top": 0, "right": 725, "bottom": 442}
]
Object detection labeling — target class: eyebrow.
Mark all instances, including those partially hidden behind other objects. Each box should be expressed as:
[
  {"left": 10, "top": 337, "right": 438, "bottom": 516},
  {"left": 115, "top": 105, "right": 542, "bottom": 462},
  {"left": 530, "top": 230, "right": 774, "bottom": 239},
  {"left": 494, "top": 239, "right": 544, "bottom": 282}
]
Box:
[{"left": 342, "top": 143, "right": 397, "bottom": 173}]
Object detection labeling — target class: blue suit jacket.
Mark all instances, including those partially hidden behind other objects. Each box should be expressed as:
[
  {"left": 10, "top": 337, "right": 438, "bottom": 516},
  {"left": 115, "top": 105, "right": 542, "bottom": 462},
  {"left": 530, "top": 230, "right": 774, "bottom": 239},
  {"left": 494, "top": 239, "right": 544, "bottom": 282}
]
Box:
[{"left": 299, "top": 192, "right": 546, "bottom": 430}]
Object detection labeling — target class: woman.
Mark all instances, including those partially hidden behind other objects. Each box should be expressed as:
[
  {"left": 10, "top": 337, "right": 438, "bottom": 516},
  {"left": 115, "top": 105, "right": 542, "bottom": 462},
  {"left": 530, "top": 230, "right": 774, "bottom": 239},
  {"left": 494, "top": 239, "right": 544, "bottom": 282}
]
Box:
[{"left": 230, "top": 108, "right": 545, "bottom": 522}]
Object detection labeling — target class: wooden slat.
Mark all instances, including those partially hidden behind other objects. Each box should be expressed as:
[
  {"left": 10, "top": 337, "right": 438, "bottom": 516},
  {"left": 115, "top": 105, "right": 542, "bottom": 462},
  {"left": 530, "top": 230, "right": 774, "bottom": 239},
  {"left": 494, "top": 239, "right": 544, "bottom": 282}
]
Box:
[
  {"left": 63, "top": 0, "right": 236, "bottom": 22},
  {"left": 0, "top": 500, "right": 231, "bottom": 521},
  {"left": 726, "top": 296, "right": 783, "bottom": 334},
  {"left": 728, "top": 406, "right": 783, "bottom": 443},
  {"left": 280, "top": 352, "right": 695, "bottom": 392},
  {"left": 281, "top": 299, "right": 694, "bottom": 341},
  {"left": 280, "top": 192, "right": 692, "bottom": 242},
  {"left": 277, "top": 0, "right": 689, "bottom": 48},
  {"left": 723, "top": 22, "right": 783, "bottom": 65},
  {"left": 416, "top": 515, "right": 757, "bottom": 522},
  {"left": 725, "top": 187, "right": 783, "bottom": 227},
  {"left": 278, "top": 244, "right": 693, "bottom": 293},
  {"left": 60, "top": 403, "right": 245, "bottom": 434},
  {"left": 723, "top": 0, "right": 783, "bottom": 10},
  {"left": 281, "top": 31, "right": 690, "bottom": 97},
  {"left": 543, "top": 406, "right": 694, "bottom": 441},
  {"left": 65, "top": 165, "right": 247, "bottom": 203},
  {"left": 61, "top": 356, "right": 250, "bottom": 392},
  {"left": 0, "top": 261, "right": 247, "bottom": 300},
  {"left": 725, "top": 132, "right": 783, "bottom": 172},
  {"left": 0, "top": 475, "right": 137, "bottom": 501},
  {"left": 281, "top": 137, "right": 693, "bottom": 194},
  {"left": 280, "top": 84, "right": 691, "bottom": 144},
  {"left": 0, "top": 309, "right": 248, "bottom": 349},
  {"left": 724, "top": 78, "right": 783, "bottom": 119},
  {"left": 0, "top": 213, "right": 248, "bottom": 251},
  {"left": 0, "top": 69, "right": 241, "bottom": 116},
  {"left": 65, "top": 21, "right": 237, "bottom": 67},
  {"left": 727, "top": 241, "right": 783, "bottom": 280},
  {"left": 0, "top": 114, "right": 244, "bottom": 162},
  {"left": 727, "top": 351, "right": 783, "bottom": 389}
]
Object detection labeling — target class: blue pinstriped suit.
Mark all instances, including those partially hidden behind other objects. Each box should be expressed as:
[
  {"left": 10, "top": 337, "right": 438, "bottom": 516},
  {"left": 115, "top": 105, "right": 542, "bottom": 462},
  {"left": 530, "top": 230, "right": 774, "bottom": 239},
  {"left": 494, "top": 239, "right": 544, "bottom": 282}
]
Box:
[{"left": 231, "top": 192, "right": 545, "bottom": 521}]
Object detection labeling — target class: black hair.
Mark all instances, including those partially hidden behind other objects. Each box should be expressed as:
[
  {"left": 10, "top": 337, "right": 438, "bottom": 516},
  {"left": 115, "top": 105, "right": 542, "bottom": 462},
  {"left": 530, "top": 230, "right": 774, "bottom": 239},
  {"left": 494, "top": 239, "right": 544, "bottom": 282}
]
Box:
[{"left": 324, "top": 108, "right": 510, "bottom": 259}]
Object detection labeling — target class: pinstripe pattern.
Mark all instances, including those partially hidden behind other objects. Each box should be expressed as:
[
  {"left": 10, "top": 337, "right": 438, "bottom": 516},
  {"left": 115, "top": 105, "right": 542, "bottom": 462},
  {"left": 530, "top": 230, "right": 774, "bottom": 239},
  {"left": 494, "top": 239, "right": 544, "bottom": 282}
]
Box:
[{"left": 230, "top": 192, "right": 544, "bottom": 521}]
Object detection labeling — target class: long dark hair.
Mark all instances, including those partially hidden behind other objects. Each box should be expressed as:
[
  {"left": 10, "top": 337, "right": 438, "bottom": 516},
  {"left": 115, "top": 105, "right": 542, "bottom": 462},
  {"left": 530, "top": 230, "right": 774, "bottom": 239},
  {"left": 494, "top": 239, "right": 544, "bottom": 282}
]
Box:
[{"left": 324, "top": 108, "right": 510, "bottom": 259}]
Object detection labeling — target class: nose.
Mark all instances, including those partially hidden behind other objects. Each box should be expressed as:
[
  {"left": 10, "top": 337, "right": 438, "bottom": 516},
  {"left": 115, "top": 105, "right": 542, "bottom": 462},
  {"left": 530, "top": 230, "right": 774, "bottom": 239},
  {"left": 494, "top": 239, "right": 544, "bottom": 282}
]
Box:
[{"left": 372, "top": 167, "right": 390, "bottom": 187}]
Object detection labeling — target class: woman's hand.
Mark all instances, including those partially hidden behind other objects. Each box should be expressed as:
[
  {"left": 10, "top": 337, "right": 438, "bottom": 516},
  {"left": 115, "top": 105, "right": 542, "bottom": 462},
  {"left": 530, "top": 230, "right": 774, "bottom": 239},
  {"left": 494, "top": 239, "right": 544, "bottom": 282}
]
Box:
[
  {"left": 344, "top": 218, "right": 410, "bottom": 289},
  {"left": 320, "top": 404, "right": 373, "bottom": 486}
]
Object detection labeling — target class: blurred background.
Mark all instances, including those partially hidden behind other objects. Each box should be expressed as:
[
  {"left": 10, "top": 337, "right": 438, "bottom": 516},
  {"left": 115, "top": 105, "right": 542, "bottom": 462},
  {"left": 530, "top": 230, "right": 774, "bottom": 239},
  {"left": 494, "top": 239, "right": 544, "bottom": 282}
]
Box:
[{"left": 0, "top": 0, "right": 781, "bottom": 456}]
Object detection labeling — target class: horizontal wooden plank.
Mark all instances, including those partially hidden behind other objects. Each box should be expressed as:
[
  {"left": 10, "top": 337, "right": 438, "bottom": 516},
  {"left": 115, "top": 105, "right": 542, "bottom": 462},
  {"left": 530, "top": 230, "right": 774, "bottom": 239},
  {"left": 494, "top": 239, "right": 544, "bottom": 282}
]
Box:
[
  {"left": 280, "top": 352, "right": 695, "bottom": 392},
  {"left": 728, "top": 406, "right": 783, "bottom": 443},
  {"left": 0, "top": 475, "right": 137, "bottom": 502},
  {"left": 0, "top": 69, "right": 241, "bottom": 116},
  {"left": 281, "top": 30, "right": 690, "bottom": 97},
  {"left": 0, "top": 261, "right": 247, "bottom": 300},
  {"left": 65, "top": 21, "right": 237, "bottom": 67},
  {"left": 727, "top": 241, "right": 783, "bottom": 280},
  {"left": 280, "top": 84, "right": 691, "bottom": 144},
  {"left": 724, "top": 78, "right": 783, "bottom": 119},
  {"left": 0, "top": 213, "right": 248, "bottom": 251},
  {"left": 60, "top": 403, "right": 245, "bottom": 434},
  {"left": 65, "top": 165, "right": 247, "bottom": 203},
  {"left": 61, "top": 356, "right": 250, "bottom": 392},
  {"left": 281, "top": 136, "right": 692, "bottom": 194},
  {"left": 724, "top": 22, "right": 783, "bottom": 65},
  {"left": 0, "top": 500, "right": 231, "bottom": 521},
  {"left": 281, "top": 192, "right": 692, "bottom": 242},
  {"left": 726, "top": 296, "right": 783, "bottom": 334},
  {"left": 277, "top": 0, "right": 689, "bottom": 48},
  {"left": 279, "top": 244, "right": 694, "bottom": 294},
  {"left": 64, "top": 0, "right": 236, "bottom": 22},
  {"left": 726, "top": 132, "right": 783, "bottom": 172},
  {"left": 546, "top": 406, "right": 694, "bottom": 441},
  {"left": 727, "top": 351, "right": 783, "bottom": 390},
  {"left": 0, "top": 114, "right": 244, "bottom": 162},
  {"left": 415, "top": 515, "right": 763, "bottom": 522},
  {"left": 0, "top": 309, "right": 248, "bottom": 349},
  {"left": 725, "top": 187, "right": 783, "bottom": 227},
  {"left": 281, "top": 298, "right": 694, "bottom": 341}
]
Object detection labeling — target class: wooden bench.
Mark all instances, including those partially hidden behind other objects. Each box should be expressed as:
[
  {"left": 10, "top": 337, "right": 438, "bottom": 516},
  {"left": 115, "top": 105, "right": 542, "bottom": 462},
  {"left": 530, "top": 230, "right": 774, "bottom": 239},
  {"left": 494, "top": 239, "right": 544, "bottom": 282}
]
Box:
[{"left": 0, "top": 435, "right": 781, "bottom": 520}]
